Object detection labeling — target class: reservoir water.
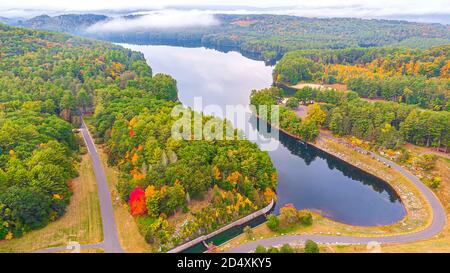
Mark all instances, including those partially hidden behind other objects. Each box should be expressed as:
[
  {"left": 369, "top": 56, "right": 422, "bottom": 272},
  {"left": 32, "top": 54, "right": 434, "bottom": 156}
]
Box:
[{"left": 120, "top": 44, "right": 406, "bottom": 244}]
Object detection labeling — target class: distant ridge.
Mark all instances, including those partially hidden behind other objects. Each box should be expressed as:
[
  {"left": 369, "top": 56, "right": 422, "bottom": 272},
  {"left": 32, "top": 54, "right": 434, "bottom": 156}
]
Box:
[
  {"left": 19, "top": 14, "right": 109, "bottom": 33},
  {"left": 9, "top": 13, "right": 450, "bottom": 63}
]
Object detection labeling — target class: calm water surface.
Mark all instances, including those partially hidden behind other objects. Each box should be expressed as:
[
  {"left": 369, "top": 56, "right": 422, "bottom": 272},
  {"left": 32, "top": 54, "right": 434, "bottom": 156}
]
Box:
[{"left": 121, "top": 44, "right": 406, "bottom": 226}]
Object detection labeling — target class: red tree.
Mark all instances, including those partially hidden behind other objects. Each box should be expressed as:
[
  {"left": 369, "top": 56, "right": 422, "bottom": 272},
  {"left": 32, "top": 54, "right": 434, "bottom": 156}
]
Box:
[{"left": 129, "top": 187, "right": 147, "bottom": 216}]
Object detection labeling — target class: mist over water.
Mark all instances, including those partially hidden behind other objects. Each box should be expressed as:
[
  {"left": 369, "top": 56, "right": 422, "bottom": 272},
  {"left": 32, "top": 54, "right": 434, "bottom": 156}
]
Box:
[{"left": 1, "top": 1, "right": 449, "bottom": 24}]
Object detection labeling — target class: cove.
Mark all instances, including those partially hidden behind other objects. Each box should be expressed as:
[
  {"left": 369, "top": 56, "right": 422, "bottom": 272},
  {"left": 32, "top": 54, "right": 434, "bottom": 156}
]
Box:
[{"left": 120, "top": 44, "right": 406, "bottom": 247}]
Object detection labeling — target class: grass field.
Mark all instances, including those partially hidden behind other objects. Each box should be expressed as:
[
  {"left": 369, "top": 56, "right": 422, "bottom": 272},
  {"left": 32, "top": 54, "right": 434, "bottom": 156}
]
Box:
[
  {"left": 56, "top": 248, "right": 105, "bottom": 253},
  {"left": 83, "top": 117, "right": 152, "bottom": 253},
  {"left": 0, "top": 153, "right": 103, "bottom": 253},
  {"left": 97, "top": 145, "right": 153, "bottom": 253},
  {"left": 333, "top": 154, "right": 450, "bottom": 253}
]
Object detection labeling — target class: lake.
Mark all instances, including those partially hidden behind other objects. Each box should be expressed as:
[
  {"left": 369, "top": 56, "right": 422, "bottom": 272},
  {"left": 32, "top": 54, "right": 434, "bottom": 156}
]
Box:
[{"left": 121, "top": 44, "right": 406, "bottom": 226}]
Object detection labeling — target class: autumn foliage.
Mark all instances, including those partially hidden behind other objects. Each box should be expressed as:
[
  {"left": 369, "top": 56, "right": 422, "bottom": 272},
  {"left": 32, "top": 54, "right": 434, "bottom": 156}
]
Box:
[{"left": 129, "top": 187, "right": 147, "bottom": 216}]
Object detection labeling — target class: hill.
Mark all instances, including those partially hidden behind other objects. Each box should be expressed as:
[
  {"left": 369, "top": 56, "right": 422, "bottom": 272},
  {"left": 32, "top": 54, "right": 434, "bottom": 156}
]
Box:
[{"left": 16, "top": 14, "right": 450, "bottom": 63}]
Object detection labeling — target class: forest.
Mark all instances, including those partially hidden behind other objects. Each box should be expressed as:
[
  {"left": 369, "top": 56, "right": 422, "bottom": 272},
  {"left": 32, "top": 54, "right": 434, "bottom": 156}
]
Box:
[
  {"left": 92, "top": 86, "right": 277, "bottom": 250},
  {"left": 0, "top": 23, "right": 178, "bottom": 241},
  {"left": 1, "top": 11, "right": 449, "bottom": 251},
  {"left": 273, "top": 45, "right": 450, "bottom": 110},
  {"left": 250, "top": 86, "right": 449, "bottom": 151},
  {"left": 13, "top": 14, "right": 450, "bottom": 63},
  {"left": 0, "top": 23, "right": 278, "bottom": 250}
]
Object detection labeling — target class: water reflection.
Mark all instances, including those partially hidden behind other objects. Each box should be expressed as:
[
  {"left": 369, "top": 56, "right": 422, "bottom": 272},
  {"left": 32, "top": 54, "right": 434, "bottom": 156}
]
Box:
[
  {"left": 251, "top": 115, "right": 400, "bottom": 201},
  {"left": 122, "top": 44, "right": 406, "bottom": 226},
  {"left": 250, "top": 114, "right": 405, "bottom": 225}
]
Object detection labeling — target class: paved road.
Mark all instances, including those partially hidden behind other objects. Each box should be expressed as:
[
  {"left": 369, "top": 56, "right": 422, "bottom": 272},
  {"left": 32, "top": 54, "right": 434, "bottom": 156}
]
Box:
[
  {"left": 226, "top": 133, "right": 446, "bottom": 252},
  {"left": 33, "top": 119, "right": 123, "bottom": 253},
  {"left": 80, "top": 118, "right": 124, "bottom": 253}
]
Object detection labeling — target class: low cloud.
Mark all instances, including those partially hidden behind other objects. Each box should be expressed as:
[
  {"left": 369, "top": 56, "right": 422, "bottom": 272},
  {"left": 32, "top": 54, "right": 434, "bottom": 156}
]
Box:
[
  {"left": 1, "top": 1, "right": 449, "bottom": 24},
  {"left": 87, "top": 10, "right": 219, "bottom": 32}
]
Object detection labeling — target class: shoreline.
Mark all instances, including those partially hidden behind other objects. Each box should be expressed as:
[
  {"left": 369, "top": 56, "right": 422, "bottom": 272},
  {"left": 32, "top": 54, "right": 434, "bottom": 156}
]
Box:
[
  {"left": 217, "top": 116, "right": 445, "bottom": 252},
  {"left": 167, "top": 199, "right": 275, "bottom": 253},
  {"left": 252, "top": 113, "right": 435, "bottom": 232}
]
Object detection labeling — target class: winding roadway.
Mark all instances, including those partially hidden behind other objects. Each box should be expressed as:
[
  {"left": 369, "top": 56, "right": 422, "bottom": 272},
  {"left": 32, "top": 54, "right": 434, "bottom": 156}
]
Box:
[{"left": 225, "top": 132, "right": 446, "bottom": 253}]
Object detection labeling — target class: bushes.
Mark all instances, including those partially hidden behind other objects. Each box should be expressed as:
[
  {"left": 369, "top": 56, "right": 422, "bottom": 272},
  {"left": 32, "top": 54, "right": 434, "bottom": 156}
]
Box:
[
  {"left": 244, "top": 226, "right": 254, "bottom": 240},
  {"left": 266, "top": 214, "right": 280, "bottom": 231},
  {"left": 285, "top": 97, "right": 299, "bottom": 109},
  {"left": 267, "top": 246, "right": 280, "bottom": 253},
  {"left": 255, "top": 245, "right": 266, "bottom": 253},
  {"left": 298, "top": 210, "right": 313, "bottom": 226},
  {"left": 279, "top": 205, "right": 298, "bottom": 228},
  {"left": 280, "top": 243, "right": 294, "bottom": 253},
  {"left": 266, "top": 207, "right": 314, "bottom": 234},
  {"left": 305, "top": 240, "right": 320, "bottom": 253},
  {"left": 254, "top": 243, "right": 299, "bottom": 253}
]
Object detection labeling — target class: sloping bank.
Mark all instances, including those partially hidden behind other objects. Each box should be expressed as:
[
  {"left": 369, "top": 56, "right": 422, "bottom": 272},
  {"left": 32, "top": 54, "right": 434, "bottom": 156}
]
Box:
[
  {"left": 167, "top": 199, "right": 275, "bottom": 253},
  {"left": 225, "top": 116, "right": 446, "bottom": 252}
]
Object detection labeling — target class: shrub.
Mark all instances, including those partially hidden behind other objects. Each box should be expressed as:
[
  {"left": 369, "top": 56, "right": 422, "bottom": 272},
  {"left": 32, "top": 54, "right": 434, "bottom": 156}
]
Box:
[
  {"left": 266, "top": 214, "right": 280, "bottom": 231},
  {"left": 243, "top": 226, "right": 254, "bottom": 240},
  {"left": 267, "top": 246, "right": 279, "bottom": 253},
  {"left": 279, "top": 204, "right": 298, "bottom": 228},
  {"left": 286, "top": 97, "right": 300, "bottom": 109},
  {"left": 415, "top": 154, "right": 437, "bottom": 171},
  {"left": 298, "top": 210, "right": 313, "bottom": 226},
  {"left": 144, "top": 228, "right": 155, "bottom": 244},
  {"left": 426, "top": 177, "right": 441, "bottom": 189},
  {"left": 304, "top": 240, "right": 319, "bottom": 253},
  {"left": 255, "top": 245, "right": 266, "bottom": 253},
  {"left": 280, "top": 243, "right": 294, "bottom": 253}
]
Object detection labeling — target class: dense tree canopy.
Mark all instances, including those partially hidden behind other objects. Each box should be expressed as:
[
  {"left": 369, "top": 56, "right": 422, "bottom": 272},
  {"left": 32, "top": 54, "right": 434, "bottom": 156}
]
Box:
[
  {"left": 250, "top": 85, "right": 449, "bottom": 151},
  {"left": 92, "top": 87, "right": 277, "bottom": 250},
  {"left": 15, "top": 14, "right": 450, "bottom": 64},
  {"left": 274, "top": 45, "right": 450, "bottom": 110},
  {"left": 0, "top": 23, "right": 179, "bottom": 240}
]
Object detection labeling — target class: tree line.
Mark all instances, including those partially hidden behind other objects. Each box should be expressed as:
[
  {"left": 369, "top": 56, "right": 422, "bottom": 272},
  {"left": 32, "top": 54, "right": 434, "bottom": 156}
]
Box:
[
  {"left": 250, "top": 86, "right": 449, "bottom": 151},
  {"left": 273, "top": 45, "right": 449, "bottom": 110},
  {"left": 92, "top": 86, "right": 277, "bottom": 250},
  {"left": 0, "top": 23, "right": 177, "bottom": 240}
]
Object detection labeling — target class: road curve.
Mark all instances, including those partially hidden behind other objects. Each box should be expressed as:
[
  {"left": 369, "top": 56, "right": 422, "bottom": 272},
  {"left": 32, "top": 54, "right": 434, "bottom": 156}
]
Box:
[
  {"left": 226, "top": 133, "right": 446, "bottom": 252},
  {"left": 80, "top": 118, "right": 124, "bottom": 253}
]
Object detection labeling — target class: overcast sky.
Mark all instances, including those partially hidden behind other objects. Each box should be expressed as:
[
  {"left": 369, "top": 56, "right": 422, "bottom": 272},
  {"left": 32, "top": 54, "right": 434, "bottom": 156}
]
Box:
[{"left": 1, "top": 0, "right": 449, "bottom": 24}]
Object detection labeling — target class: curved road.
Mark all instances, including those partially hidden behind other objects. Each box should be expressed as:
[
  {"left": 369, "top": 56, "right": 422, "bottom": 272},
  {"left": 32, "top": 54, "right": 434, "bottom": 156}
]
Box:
[{"left": 226, "top": 133, "right": 446, "bottom": 252}]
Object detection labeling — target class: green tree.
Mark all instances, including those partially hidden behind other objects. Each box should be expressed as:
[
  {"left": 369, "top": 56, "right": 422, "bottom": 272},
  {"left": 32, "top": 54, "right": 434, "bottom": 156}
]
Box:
[
  {"left": 266, "top": 214, "right": 280, "bottom": 231},
  {"left": 298, "top": 210, "right": 313, "bottom": 226},
  {"left": 304, "top": 240, "right": 319, "bottom": 253},
  {"left": 280, "top": 243, "right": 294, "bottom": 253},
  {"left": 151, "top": 74, "right": 178, "bottom": 100},
  {"left": 298, "top": 119, "right": 319, "bottom": 141},
  {"left": 285, "top": 97, "right": 299, "bottom": 109},
  {"left": 255, "top": 245, "right": 266, "bottom": 253}
]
